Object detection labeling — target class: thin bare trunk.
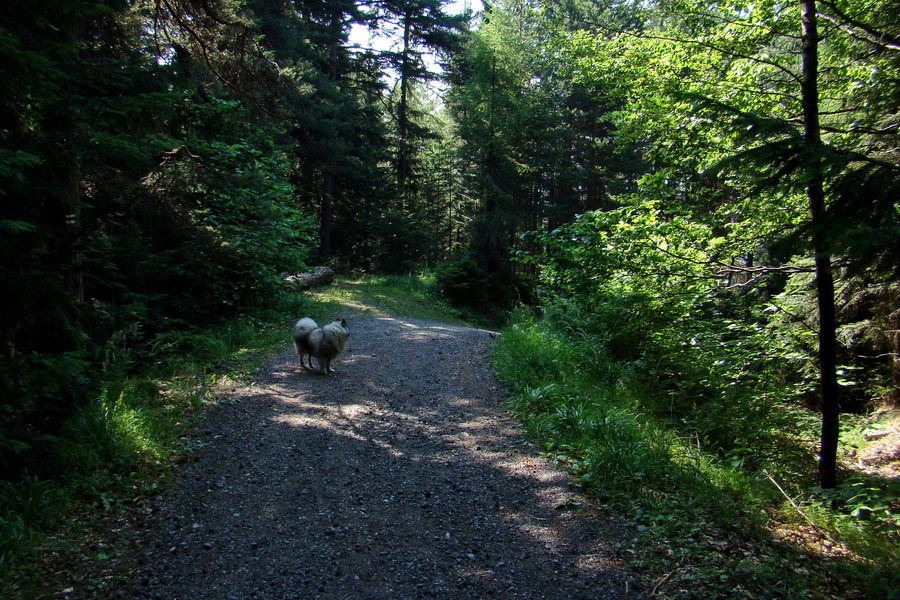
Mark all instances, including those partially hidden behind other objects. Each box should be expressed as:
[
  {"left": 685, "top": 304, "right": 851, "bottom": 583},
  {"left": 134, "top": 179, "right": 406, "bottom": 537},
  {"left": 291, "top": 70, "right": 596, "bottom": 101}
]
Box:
[
  {"left": 801, "top": 0, "right": 840, "bottom": 489},
  {"left": 319, "top": 8, "right": 342, "bottom": 258},
  {"left": 397, "top": 9, "right": 412, "bottom": 201}
]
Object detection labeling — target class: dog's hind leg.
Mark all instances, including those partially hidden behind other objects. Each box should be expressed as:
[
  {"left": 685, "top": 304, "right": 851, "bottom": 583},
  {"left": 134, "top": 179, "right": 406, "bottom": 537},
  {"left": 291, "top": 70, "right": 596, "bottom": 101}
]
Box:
[{"left": 295, "top": 344, "right": 313, "bottom": 371}]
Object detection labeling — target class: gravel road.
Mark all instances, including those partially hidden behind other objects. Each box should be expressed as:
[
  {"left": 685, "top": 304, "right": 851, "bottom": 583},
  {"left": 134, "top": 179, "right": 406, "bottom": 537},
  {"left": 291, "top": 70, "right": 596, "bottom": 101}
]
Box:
[{"left": 87, "top": 316, "right": 645, "bottom": 599}]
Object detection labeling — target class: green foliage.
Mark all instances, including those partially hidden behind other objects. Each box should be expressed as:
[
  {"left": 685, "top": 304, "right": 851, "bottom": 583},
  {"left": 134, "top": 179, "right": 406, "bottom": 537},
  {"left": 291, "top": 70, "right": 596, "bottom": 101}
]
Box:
[
  {"left": 812, "top": 477, "right": 900, "bottom": 529},
  {"left": 434, "top": 255, "right": 490, "bottom": 307},
  {"left": 494, "top": 311, "right": 899, "bottom": 599},
  {"left": 0, "top": 0, "right": 317, "bottom": 506},
  {"left": 433, "top": 254, "right": 529, "bottom": 320},
  {"left": 0, "top": 298, "right": 302, "bottom": 582},
  {"left": 57, "top": 391, "right": 143, "bottom": 476},
  {"left": 0, "top": 352, "right": 92, "bottom": 479},
  {"left": 133, "top": 96, "right": 315, "bottom": 321},
  {"left": 522, "top": 200, "right": 715, "bottom": 357},
  {"left": 497, "top": 0, "right": 900, "bottom": 578},
  {"left": 0, "top": 473, "right": 59, "bottom": 573},
  {"left": 446, "top": 0, "right": 643, "bottom": 287}
]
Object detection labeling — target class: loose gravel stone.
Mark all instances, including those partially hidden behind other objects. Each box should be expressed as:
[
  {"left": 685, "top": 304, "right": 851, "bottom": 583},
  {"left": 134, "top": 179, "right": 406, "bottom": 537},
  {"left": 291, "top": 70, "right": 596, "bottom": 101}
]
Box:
[{"left": 64, "top": 316, "right": 644, "bottom": 599}]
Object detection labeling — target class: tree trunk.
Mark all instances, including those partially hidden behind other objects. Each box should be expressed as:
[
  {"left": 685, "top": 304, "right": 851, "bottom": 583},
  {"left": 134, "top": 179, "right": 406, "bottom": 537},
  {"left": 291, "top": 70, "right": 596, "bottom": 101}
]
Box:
[
  {"left": 318, "top": 8, "right": 342, "bottom": 258},
  {"left": 52, "top": 13, "right": 84, "bottom": 305},
  {"left": 397, "top": 9, "right": 412, "bottom": 202},
  {"left": 320, "top": 170, "right": 334, "bottom": 257},
  {"left": 800, "top": 0, "right": 841, "bottom": 489}
]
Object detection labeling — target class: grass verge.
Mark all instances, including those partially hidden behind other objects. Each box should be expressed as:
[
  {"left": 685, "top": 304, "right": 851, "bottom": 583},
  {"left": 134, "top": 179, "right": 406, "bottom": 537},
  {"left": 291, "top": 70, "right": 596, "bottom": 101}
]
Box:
[
  {"left": 492, "top": 310, "right": 899, "bottom": 600},
  {"left": 302, "top": 273, "right": 474, "bottom": 325}
]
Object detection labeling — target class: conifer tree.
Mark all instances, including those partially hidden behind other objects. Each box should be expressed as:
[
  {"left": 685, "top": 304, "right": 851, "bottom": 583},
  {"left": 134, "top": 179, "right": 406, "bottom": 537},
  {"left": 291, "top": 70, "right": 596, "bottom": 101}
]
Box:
[
  {"left": 1, "top": 0, "right": 317, "bottom": 474},
  {"left": 445, "top": 0, "right": 640, "bottom": 304},
  {"left": 371, "top": 0, "right": 468, "bottom": 200},
  {"left": 251, "top": 0, "right": 393, "bottom": 263}
]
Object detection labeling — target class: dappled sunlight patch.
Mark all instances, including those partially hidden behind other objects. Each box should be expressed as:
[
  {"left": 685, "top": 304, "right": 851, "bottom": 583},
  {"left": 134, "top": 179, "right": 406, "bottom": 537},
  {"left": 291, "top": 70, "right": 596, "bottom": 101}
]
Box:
[
  {"left": 304, "top": 277, "right": 466, "bottom": 324},
  {"left": 508, "top": 518, "right": 561, "bottom": 550},
  {"left": 453, "top": 566, "right": 505, "bottom": 590},
  {"left": 261, "top": 361, "right": 607, "bottom": 563},
  {"left": 337, "top": 403, "right": 372, "bottom": 419},
  {"left": 769, "top": 523, "right": 854, "bottom": 559}
]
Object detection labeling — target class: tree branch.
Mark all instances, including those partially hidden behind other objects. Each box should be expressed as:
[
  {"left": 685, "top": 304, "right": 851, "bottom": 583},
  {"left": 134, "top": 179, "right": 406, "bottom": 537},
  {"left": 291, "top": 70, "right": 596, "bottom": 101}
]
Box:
[
  {"left": 569, "top": 13, "right": 802, "bottom": 85},
  {"left": 817, "top": 1, "right": 900, "bottom": 52}
]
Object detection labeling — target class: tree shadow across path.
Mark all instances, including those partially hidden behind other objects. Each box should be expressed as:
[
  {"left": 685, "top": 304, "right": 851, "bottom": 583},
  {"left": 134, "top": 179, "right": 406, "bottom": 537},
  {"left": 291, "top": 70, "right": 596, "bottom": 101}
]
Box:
[{"left": 102, "top": 316, "right": 645, "bottom": 599}]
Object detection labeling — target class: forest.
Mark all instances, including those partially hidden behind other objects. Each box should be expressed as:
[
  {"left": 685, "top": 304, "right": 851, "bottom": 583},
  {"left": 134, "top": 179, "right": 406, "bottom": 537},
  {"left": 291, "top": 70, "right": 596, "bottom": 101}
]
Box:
[{"left": 2, "top": 0, "right": 899, "bottom": 596}]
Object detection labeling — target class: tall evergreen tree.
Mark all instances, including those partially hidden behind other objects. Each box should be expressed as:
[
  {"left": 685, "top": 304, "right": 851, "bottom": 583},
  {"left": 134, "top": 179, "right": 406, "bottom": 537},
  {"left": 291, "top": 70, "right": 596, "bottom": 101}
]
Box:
[
  {"left": 251, "top": 0, "right": 394, "bottom": 264},
  {"left": 445, "top": 0, "right": 641, "bottom": 303},
  {"left": 0, "top": 0, "right": 317, "bottom": 476},
  {"left": 372, "top": 0, "right": 468, "bottom": 200},
  {"left": 1, "top": 1, "right": 179, "bottom": 460}
]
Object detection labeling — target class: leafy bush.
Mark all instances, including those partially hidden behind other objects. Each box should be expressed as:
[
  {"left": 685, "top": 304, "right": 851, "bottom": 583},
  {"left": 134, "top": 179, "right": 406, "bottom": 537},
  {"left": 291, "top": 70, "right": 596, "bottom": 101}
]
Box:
[
  {"left": 521, "top": 202, "right": 716, "bottom": 360},
  {"left": 515, "top": 200, "right": 827, "bottom": 469}
]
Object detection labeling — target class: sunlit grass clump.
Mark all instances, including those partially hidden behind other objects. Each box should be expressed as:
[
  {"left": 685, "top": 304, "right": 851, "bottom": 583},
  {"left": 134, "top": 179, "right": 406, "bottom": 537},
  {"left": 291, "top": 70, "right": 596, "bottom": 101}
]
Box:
[{"left": 306, "top": 274, "right": 470, "bottom": 324}]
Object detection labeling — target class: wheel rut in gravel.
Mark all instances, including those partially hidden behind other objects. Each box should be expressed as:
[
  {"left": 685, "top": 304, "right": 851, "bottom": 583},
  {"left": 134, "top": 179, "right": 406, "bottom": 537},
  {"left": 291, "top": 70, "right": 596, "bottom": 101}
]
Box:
[{"left": 120, "top": 315, "right": 644, "bottom": 599}]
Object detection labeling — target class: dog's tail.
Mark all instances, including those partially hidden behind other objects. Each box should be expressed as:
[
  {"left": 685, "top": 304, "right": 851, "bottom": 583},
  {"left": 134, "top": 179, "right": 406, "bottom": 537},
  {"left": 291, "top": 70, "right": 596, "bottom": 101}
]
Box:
[{"left": 293, "top": 317, "right": 318, "bottom": 340}]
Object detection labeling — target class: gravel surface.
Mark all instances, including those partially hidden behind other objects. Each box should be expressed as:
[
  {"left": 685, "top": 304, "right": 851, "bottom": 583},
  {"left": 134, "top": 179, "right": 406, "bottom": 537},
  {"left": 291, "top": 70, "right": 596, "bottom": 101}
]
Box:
[{"left": 88, "top": 316, "right": 645, "bottom": 599}]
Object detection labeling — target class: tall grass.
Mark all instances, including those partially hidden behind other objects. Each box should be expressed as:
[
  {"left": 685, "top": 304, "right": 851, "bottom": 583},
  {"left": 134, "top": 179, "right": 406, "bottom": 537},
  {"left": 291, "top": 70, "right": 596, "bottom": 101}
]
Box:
[
  {"left": 0, "top": 474, "right": 57, "bottom": 573},
  {"left": 493, "top": 310, "right": 899, "bottom": 599}
]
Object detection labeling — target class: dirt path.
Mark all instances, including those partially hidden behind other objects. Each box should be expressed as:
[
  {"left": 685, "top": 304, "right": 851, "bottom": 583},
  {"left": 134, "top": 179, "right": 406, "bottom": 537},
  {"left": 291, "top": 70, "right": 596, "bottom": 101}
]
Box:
[{"left": 90, "top": 316, "right": 644, "bottom": 599}]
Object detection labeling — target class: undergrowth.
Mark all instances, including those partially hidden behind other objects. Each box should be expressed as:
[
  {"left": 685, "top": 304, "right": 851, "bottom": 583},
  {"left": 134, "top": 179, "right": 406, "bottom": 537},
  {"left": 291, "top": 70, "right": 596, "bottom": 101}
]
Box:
[
  {"left": 493, "top": 310, "right": 899, "bottom": 600},
  {"left": 0, "top": 294, "right": 313, "bottom": 594}
]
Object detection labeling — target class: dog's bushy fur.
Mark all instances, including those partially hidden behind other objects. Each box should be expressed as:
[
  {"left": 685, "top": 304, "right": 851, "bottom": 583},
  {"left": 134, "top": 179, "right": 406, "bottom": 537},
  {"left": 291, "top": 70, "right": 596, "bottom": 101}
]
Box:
[{"left": 293, "top": 317, "right": 349, "bottom": 374}]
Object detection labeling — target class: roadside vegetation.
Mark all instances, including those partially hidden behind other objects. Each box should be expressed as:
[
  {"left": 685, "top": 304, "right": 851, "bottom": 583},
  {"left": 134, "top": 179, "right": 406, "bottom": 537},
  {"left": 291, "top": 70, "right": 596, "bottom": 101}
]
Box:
[
  {"left": 493, "top": 310, "right": 899, "bottom": 599},
  {"left": 0, "top": 303, "right": 301, "bottom": 595}
]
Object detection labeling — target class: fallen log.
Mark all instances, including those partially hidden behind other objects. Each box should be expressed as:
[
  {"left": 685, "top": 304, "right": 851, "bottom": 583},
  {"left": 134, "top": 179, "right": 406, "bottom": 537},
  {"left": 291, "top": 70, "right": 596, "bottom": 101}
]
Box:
[{"left": 283, "top": 266, "right": 335, "bottom": 290}]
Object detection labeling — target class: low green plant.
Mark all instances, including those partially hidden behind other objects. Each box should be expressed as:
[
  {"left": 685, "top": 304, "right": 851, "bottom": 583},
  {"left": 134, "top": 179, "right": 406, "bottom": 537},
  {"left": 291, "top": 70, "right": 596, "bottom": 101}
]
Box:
[
  {"left": 0, "top": 473, "right": 60, "bottom": 573},
  {"left": 493, "top": 312, "right": 899, "bottom": 599}
]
